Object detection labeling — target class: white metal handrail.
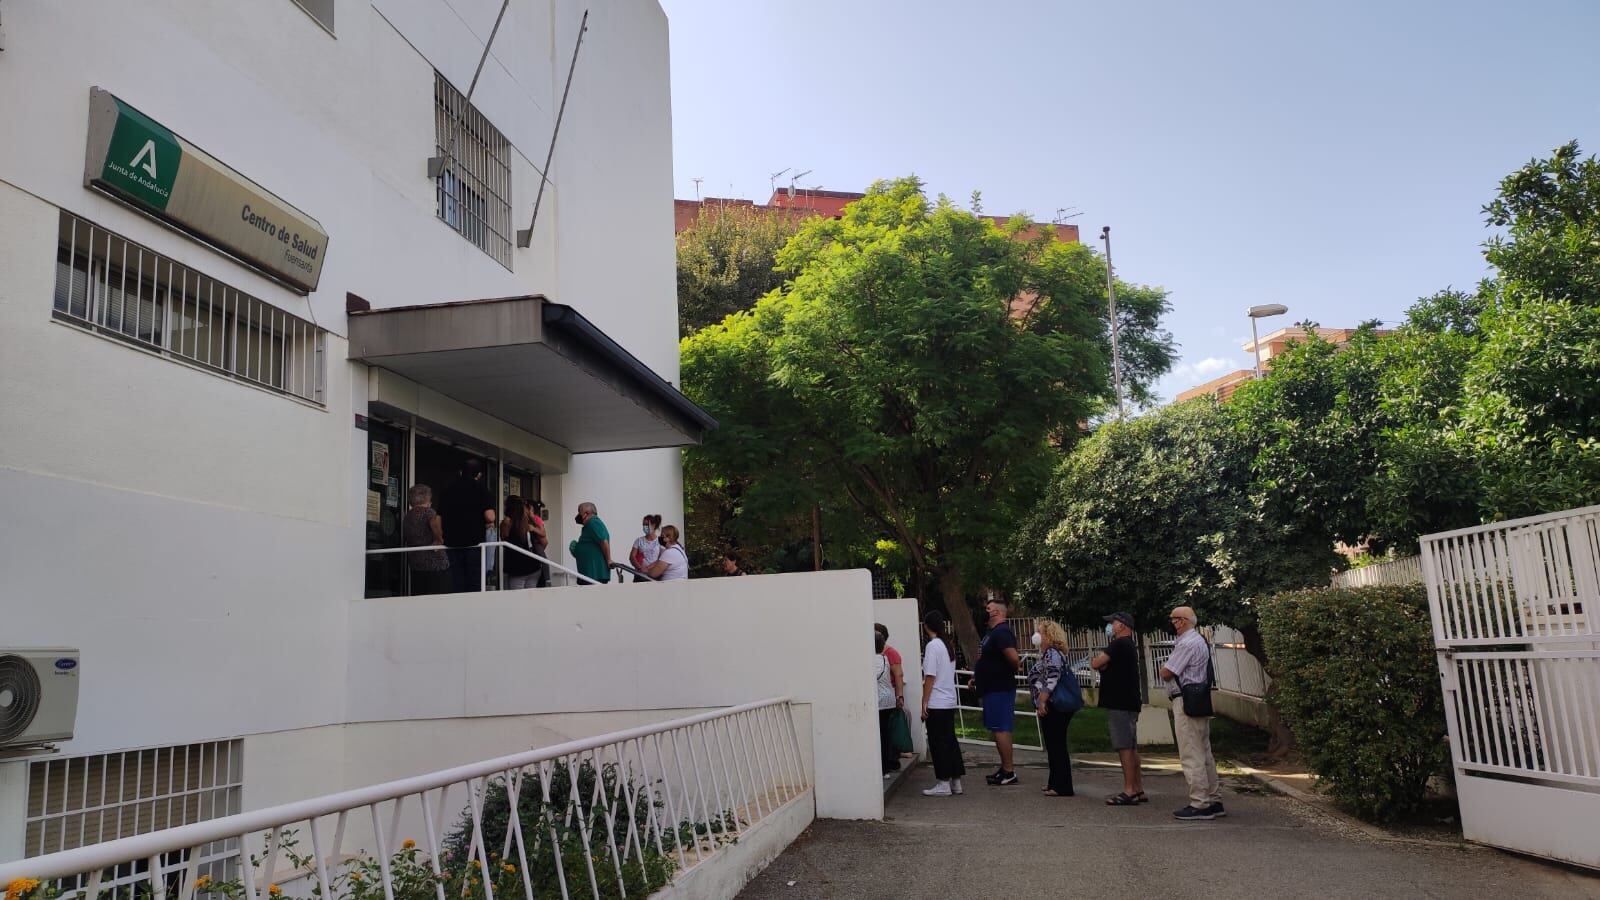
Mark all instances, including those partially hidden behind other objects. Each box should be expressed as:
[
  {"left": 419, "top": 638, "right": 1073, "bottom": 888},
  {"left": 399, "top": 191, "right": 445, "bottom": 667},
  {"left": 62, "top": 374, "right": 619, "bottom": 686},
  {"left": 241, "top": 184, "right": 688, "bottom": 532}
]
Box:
[
  {"left": 366, "top": 541, "right": 602, "bottom": 589},
  {"left": 0, "top": 699, "right": 811, "bottom": 900}
]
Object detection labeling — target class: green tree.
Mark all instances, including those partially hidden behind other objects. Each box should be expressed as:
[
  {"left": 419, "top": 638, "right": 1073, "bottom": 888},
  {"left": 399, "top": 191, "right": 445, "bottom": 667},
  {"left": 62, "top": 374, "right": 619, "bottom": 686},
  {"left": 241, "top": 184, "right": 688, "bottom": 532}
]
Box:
[
  {"left": 676, "top": 202, "right": 803, "bottom": 337},
  {"left": 681, "top": 177, "right": 1173, "bottom": 656},
  {"left": 1482, "top": 140, "right": 1600, "bottom": 305},
  {"left": 1012, "top": 399, "right": 1334, "bottom": 651},
  {"left": 1453, "top": 298, "right": 1600, "bottom": 517}
]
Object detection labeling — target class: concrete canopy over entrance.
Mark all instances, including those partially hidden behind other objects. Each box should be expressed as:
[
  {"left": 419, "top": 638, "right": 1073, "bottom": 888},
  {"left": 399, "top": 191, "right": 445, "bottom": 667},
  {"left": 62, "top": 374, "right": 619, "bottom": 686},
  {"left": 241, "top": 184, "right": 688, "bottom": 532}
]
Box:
[{"left": 348, "top": 295, "right": 715, "bottom": 453}]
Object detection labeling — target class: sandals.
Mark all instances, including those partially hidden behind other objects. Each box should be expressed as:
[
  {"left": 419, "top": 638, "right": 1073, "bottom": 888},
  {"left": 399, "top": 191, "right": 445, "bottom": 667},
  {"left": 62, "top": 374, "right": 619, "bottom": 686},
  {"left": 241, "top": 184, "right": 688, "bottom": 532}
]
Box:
[{"left": 1105, "top": 791, "right": 1148, "bottom": 806}]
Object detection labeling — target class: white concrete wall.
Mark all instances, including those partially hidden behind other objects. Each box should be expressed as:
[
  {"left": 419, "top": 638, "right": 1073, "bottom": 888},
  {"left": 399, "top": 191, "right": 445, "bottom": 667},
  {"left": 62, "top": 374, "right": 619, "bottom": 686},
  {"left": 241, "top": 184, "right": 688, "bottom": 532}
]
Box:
[
  {"left": 346, "top": 571, "right": 884, "bottom": 819},
  {"left": 873, "top": 598, "right": 925, "bottom": 758},
  {"left": 0, "top": 0, "right": 684, "bottom": 756}
]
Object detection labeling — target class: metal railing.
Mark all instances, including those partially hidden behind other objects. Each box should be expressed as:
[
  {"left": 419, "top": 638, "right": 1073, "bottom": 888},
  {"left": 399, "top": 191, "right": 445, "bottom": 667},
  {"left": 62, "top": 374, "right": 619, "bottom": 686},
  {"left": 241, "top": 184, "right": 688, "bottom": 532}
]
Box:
[
  {"left": 53, "top": 211, "right": 326, "bottom": 405},
  {"left": 1331, "top": 555, "right": 1424, "bottom": 588},
  {"left": 0, "top": 699, "right": 811, "bottom": 900},
  {"left": 1424, "top": 505, "right": 1600, "bottom": 791},
  {"left": 366, "top": 542, "right": 674, "bottom": 595}
]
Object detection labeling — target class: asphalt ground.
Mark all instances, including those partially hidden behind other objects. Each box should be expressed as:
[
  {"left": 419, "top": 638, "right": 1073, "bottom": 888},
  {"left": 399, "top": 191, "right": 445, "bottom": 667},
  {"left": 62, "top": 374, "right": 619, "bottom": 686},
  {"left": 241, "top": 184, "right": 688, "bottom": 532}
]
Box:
[{"left": 739, "top": 751, "right": 1600, "bottom": 900}]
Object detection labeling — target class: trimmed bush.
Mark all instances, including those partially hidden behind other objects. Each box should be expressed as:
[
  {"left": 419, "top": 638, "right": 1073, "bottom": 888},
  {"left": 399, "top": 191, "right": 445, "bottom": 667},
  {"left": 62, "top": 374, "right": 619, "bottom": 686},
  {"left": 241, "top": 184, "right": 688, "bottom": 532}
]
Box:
[{"left": 1259, "top": 584, "right": 1448, "bottom": 822}]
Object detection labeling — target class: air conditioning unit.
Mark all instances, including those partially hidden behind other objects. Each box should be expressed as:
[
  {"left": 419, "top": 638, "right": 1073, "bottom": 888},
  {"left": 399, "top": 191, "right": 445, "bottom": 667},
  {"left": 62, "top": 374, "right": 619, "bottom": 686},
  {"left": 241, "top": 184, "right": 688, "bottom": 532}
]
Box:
[{"left": 0, "top": 649, "right": 79, "bottom": 749}]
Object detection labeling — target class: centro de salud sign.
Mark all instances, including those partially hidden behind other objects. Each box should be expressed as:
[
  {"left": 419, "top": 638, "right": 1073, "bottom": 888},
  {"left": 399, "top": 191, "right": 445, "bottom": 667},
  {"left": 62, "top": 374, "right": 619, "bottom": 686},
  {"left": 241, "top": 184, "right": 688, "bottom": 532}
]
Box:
[{"left": 83, "top": 88, "right": 328, "bottom": 293}]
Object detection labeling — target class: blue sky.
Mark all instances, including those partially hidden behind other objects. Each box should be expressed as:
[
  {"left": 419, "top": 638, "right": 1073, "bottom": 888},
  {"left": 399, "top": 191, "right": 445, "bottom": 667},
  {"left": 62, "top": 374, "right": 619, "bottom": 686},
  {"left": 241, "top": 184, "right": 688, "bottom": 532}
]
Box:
[{"left": 658, "top": 0, "right": 1600, "bottom": 400}]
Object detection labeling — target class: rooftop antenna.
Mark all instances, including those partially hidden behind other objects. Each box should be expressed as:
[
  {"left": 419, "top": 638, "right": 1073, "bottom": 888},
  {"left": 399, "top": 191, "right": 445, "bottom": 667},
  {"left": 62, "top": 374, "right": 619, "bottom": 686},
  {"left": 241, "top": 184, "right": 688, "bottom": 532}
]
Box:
[
  {"left": 691, "top": 177, "right": 703, "bottom": 200},
  {"left": 769, "top": 168, "right": 791, "bottom": 197},
  {"left": 787, "top": 169, "right": 812, "bottom": 200},
  {"left": 1053, "top": 207, "right": 1082, "bottom": 223}
]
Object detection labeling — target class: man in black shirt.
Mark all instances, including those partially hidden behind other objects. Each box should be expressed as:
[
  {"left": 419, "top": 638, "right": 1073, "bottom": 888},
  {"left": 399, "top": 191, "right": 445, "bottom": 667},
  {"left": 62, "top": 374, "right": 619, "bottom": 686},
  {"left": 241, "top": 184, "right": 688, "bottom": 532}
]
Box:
[
  {"left": 967, "top": 598, "right": 1021, "bottom": 785},
  {"left": 437, "top": 458, "right": 496, "bottom": 593},
  {"left": 1092, "top": 611, "right": 1147, "bottom": 805}
]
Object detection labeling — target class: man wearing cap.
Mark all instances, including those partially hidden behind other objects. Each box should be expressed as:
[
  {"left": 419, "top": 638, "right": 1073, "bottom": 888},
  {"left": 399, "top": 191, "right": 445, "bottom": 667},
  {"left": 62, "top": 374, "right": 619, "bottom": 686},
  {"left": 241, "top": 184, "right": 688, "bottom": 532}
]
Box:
[{"left": 1092, "top": 611, "right": 1147, "bottom": 806}]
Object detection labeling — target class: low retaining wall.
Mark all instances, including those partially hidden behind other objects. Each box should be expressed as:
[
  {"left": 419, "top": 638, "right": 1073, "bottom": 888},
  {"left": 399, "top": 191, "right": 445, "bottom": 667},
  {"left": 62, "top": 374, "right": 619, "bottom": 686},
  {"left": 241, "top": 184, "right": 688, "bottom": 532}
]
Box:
[
  {"left": 652, "top": 788, "right": 816, "bottom": 900},
  {"left": 1213, "top": 689, "right": 1275, "bottom": 730}
]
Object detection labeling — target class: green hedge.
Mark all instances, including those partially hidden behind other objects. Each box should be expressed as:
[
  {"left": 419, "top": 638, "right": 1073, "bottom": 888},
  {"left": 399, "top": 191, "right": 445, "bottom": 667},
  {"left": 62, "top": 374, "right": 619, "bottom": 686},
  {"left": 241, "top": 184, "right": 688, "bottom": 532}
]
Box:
[{"left": 1259, "top": 584, "right": 1448, "bottom": 823}]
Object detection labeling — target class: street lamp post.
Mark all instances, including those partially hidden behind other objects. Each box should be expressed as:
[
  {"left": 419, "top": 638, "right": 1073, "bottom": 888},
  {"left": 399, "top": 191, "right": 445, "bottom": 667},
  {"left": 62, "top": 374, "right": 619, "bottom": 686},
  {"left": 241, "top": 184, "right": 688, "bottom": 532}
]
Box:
[
  {"left": 1247, "top": 303, "right": 1289, "bottom": 379},
  {"left": 1100, "top": 226, "right": 1125, "bottom": 417}
]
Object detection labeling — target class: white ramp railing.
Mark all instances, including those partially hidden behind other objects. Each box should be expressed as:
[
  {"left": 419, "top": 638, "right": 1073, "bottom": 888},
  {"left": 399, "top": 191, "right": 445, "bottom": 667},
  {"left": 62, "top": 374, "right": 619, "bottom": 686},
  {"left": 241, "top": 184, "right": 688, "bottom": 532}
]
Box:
[
  {"left": 1422, "top": 504, "right": 1600, "bottom": 869},
  {"left": 0, "top": 699, "right": 810, "bottom": 900}
]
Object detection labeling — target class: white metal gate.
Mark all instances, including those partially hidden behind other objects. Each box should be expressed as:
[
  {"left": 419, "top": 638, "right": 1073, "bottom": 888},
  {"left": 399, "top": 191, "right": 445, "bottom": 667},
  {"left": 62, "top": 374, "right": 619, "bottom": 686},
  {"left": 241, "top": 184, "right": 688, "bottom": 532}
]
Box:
[{"left": 1421, "top": 504, "right": 1600, "bottom": 870}]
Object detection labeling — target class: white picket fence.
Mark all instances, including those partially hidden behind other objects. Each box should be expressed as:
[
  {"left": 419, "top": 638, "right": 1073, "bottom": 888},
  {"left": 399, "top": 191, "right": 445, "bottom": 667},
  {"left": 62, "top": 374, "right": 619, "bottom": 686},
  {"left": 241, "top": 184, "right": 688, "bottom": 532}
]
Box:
[{"left": 1331, "top": 555, "right": 1424, "bottom": 588}]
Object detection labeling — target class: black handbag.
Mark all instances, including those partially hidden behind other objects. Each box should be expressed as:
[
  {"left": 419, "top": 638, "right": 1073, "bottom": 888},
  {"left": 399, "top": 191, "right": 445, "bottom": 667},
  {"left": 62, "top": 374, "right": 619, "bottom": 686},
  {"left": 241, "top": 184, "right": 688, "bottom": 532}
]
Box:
[{"left": 1178, "top": 650, "right": 1216, "bottom": 718}]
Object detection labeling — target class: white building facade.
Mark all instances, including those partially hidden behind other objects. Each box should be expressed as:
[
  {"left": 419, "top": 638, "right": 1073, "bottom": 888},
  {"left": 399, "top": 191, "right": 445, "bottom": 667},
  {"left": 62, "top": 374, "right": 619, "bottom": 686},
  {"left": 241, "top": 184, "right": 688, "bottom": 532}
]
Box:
[{"left": 0, "top": 0, "right": 723, "bottom": 865}]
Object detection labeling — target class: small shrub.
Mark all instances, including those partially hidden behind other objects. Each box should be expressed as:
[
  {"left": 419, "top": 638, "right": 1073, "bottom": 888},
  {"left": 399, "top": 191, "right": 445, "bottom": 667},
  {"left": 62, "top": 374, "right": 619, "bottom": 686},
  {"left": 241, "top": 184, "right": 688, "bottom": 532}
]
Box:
[{"left": 1259, "top": 584, "right": 1448, "bottom": 823}]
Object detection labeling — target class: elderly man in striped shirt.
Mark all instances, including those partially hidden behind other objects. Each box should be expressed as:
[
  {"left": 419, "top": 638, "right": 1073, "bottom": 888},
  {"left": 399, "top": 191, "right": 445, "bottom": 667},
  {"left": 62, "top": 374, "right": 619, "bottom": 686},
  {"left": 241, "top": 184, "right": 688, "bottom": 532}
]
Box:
[{"left": 1160, "top": 606, "right": 1224, "bottom": 821}]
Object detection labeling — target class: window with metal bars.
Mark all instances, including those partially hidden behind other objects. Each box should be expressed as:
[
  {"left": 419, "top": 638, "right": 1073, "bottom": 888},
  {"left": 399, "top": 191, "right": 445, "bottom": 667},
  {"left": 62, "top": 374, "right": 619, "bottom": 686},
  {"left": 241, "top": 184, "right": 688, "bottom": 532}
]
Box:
[
  {"left": 25, "top": 741, "right": 244, "bottom": 895},
  {"left": 433, "top": 72, "right": 513, "bottom": 269},
  {"left": 52, "top": 211, "right": 327, "bottom": 405}
]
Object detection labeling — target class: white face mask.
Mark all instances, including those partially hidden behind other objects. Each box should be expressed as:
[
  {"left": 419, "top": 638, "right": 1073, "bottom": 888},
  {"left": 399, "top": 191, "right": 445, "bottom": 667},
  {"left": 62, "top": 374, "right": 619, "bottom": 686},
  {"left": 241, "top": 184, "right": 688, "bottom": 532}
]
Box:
[
  {"left": 1106, "top": 624, "right": 1116, "bottom": 639},
  {"left": 1031, "top": 632, "right": 1042, "bottom": 648}
]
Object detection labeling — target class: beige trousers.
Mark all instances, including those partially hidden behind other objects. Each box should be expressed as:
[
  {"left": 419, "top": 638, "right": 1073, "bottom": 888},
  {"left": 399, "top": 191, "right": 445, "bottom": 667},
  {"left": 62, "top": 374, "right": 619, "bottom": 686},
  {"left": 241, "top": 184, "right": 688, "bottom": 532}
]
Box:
[{"left": 1171, "top": 702, "right": 1221, "bottom": 808}]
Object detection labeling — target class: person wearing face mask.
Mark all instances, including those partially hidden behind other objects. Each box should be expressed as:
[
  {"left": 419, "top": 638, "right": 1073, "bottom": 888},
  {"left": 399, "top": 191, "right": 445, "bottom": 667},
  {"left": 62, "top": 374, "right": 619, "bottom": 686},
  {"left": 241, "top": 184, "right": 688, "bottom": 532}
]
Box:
[
  {"left": 630, "top": 515, "right": 663, "bottom": 581},
  {"left": 1092, "top": 611, "right": 1147, "bottom": 805},
  {"left": 967, "top": 597, "right": 1021, "bottom": 785},
  {"left": 1027, "top": 619, "right": 1081, "bottom": 797},
  {"left": 567, "top": 502, "right": 612, "bottom": 585}
]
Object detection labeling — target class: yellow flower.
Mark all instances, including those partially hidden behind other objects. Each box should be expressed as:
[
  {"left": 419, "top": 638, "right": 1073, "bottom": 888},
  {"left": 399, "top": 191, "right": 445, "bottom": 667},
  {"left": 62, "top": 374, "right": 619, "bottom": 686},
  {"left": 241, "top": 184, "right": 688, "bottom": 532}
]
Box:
[
  {"left": 193, "top": 876, "right": 213, "bottom": 891},
  {"left": 500, "top": 864, "right": 515, "bottom": 874},
  {"left": 348, "top": 874, "right": 362, "bottom": 884},
  {"left": 6, "top": 879, "right": 42, "bottom": 900},
  {"left": 401, "top": 839, "right": 416, "bottom": 850},
  {"left": 268, "top": 886, "right": 281, "bottom": 897}
]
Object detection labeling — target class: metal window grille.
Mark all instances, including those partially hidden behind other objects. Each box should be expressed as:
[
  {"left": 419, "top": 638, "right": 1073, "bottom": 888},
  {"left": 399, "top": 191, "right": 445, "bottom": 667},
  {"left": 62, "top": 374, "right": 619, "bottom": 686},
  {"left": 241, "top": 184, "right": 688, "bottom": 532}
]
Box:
[
  {"left": 25, "top": 741, "right": 244, "bottom": 897},
  {"left": 52, "top": 211, "right": 327, "bottom": 405},
  {"left": 433, "top": 72, "right": 513, "bottom": 269}
]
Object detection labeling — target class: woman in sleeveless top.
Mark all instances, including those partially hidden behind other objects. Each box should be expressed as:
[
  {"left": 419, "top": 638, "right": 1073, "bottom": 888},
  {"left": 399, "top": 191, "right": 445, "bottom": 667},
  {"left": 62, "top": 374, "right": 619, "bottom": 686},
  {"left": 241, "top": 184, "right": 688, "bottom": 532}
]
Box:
[
  {"left": 402, "top": 484, "right": 450, "bottom": 595},
  {"left": 500, "top": 496, "right": 545, "bottom": 590}
]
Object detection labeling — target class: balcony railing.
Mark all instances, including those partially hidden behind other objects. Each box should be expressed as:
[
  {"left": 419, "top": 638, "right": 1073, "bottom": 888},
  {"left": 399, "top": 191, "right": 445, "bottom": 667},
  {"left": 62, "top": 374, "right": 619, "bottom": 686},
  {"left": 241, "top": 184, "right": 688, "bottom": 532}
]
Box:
[
  {"left": 0, "top": 699, "right": 810, "bottom": 900},
  {"left": 365, "top": 542, "right": 659, "bottom": 597}
]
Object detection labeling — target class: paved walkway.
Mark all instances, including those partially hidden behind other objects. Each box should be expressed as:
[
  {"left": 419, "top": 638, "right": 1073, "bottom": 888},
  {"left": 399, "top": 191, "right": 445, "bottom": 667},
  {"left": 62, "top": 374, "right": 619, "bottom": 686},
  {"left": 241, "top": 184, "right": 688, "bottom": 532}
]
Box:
[{"left": 741, "top": 751, "right": 1600, "bottom": 899}]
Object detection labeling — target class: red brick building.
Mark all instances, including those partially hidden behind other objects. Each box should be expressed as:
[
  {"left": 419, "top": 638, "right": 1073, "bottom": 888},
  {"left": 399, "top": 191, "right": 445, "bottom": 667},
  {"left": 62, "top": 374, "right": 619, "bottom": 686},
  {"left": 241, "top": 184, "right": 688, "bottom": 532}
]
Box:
[
  {"left": 675, "top": 188, "right": 1080, "bottom": 243},
  {"left": 1174, "top": 326, "right": 1393, "bottom": 403}
]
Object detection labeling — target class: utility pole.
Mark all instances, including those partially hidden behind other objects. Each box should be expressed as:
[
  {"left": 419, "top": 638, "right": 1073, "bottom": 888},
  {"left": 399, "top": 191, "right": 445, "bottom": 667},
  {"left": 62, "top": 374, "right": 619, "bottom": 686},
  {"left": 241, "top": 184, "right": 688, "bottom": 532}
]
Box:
[
  {"left": 1099, "top": 226, "right": 1126, "bottom": 418},
  {"left": 812, "top": 503, "right": 822, "bottom": 571}
]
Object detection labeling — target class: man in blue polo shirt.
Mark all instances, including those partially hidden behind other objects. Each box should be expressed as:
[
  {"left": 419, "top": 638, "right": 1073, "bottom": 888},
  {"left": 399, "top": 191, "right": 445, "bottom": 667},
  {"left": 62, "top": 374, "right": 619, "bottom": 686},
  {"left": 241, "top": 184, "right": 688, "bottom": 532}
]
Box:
[{"left": 968, "top": 597, "right": 1021, "bottom": 785}]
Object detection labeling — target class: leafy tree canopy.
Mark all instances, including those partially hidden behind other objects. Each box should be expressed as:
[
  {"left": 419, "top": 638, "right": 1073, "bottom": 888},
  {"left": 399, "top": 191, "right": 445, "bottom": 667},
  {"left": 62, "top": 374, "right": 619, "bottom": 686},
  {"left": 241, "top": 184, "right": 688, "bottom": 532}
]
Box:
[
  {"left": 1012, "top": 399, "right": 1334, "bottom": 634},
  {"left": 676, "top": 202, "right": 803, "bottom": 337},
  {"left": 682, "top": 177, "right": 1174, "bottom": 655}
]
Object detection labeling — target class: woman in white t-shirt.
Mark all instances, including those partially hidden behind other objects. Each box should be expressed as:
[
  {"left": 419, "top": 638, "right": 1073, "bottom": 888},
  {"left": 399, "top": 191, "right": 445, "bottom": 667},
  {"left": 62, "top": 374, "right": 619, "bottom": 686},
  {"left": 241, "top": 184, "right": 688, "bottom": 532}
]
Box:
[
  {"left": 630, "top": 514, "right": 663, "bottom": 581},
  {"left": 644, "top": 525, "right": 690, "bottom": 581},
  {"left": 919, "top": 610, "right": 966, "bottom": 797}
]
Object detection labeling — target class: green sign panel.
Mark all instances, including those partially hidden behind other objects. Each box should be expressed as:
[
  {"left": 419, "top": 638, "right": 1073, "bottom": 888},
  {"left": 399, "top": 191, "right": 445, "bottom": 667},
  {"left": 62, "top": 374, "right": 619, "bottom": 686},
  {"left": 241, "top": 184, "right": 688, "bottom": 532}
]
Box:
[
  {"left": 99, "top": 98, "right": 181, "bottom": 211},
  {"left": 83, "top": 88, "right": 329, "bottom": 293}
]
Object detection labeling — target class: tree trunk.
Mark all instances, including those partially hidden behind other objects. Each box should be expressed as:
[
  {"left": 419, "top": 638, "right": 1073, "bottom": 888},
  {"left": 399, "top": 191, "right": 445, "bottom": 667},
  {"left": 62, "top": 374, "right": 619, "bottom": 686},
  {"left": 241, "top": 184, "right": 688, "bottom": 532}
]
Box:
[
  {"left": 1240, "top": 623, "right": 1297, "bottom": 760},
  {"left": 940, "top": 569, "right": 981, "bottom": 665}
]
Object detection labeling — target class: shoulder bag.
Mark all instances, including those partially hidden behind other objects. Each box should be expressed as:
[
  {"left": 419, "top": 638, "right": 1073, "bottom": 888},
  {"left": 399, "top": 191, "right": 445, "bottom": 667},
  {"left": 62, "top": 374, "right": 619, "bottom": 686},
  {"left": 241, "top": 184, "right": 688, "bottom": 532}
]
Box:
[
  {"left": 1047, "top": 649, "right": 1084, "bottom": 713},
  {"left": 1178, "top": 648, "right": 1216, "bottom": 718}
]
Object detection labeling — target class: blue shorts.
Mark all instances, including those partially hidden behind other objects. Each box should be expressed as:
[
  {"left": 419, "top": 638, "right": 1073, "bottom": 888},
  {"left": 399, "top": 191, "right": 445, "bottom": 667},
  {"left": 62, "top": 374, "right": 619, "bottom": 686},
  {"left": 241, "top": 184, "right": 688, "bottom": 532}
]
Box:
[{"left": 981, "top": 691, "right": 1015, "bottom": 733}]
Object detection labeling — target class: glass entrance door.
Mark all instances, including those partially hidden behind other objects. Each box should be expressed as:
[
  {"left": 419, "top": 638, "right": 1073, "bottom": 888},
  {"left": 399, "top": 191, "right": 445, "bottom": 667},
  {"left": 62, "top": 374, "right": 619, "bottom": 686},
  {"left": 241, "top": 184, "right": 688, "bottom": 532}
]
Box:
[{"left": 364, "top": 420, "right": 409, "bottom": 597}]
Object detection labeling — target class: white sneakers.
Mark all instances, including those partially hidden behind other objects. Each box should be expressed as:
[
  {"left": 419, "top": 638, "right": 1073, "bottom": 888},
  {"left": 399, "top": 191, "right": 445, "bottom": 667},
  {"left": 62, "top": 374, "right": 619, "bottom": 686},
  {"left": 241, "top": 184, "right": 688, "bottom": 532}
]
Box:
[
  {"left": 952, "top": 777, "right": 963, "bottom": 795},
  {"left": 922, "top": 778, "right": 964, "bottom": 797}
]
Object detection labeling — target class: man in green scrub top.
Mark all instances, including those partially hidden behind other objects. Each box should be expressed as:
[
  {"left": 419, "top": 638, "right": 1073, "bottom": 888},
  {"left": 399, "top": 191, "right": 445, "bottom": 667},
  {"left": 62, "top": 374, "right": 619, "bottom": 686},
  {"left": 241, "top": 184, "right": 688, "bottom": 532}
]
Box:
[{"left": 569, "top": 502, "right": 612, "bottom": 584}]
